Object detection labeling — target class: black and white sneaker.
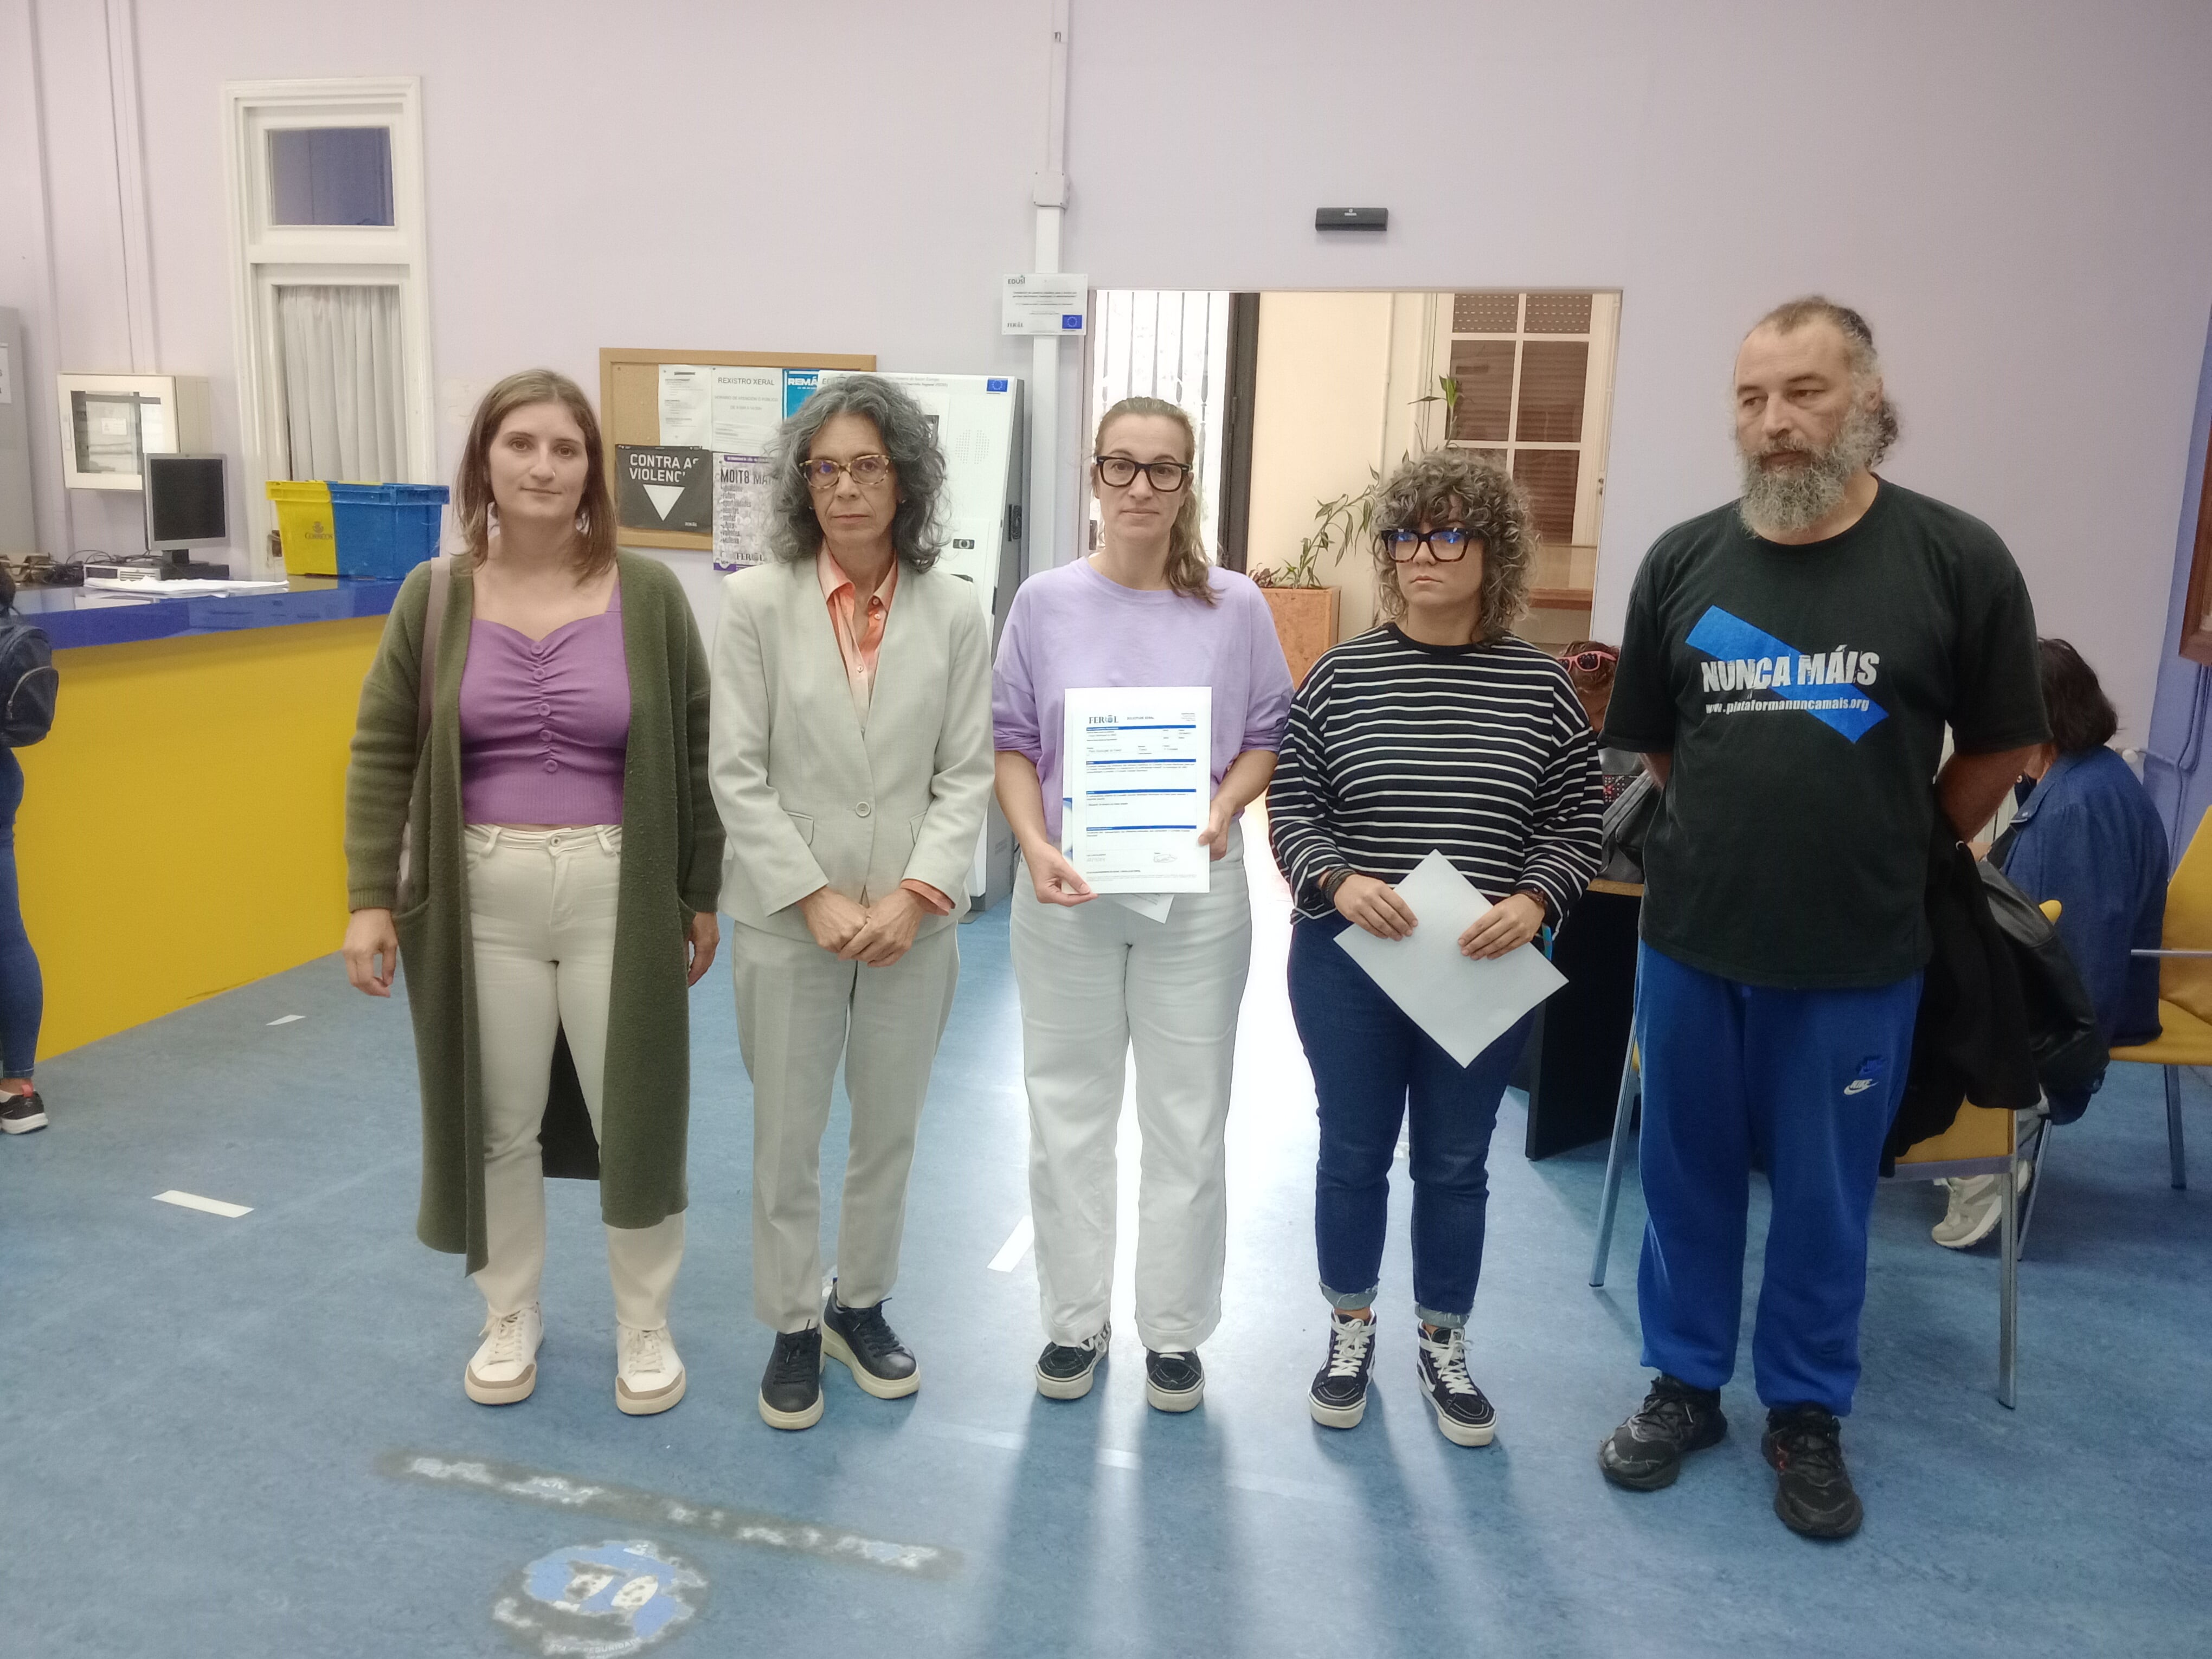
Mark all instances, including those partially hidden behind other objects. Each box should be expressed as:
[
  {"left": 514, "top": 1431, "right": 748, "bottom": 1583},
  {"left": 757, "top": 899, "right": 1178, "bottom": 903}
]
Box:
[
  {"left": 1144, "top": 1348, "right": 1204, "bottom": 1412},
  {"left": 821, "top": 1290, "right": 919, "bottom": 1399},
  {"left": 1415, "top": 1324, "right": 1495, "bottom": 1446},
  {"left": 0, "top": 1089, "right": 46, "bottom": 1134},
  {"left": 1036, "top": 1322, "right": 1110, "bottom": 1400},
  {"left": 1763, "top": 1404, "right": 1864, "bottom": 1539},
  {"left": 758, "top": 1327, "right": 825, "bottom": 1431},
  {"left": 1308, "top": 1312, "right": 1377, "bottom": 1429},
  {"left": 1598, "top": 1373, "right": 1728, "bottom": 1490}
]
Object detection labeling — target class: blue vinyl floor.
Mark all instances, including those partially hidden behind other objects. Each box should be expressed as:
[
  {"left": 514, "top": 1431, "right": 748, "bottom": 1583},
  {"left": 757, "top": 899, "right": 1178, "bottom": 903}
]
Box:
[{"left": 3, "top": 843, "right": 2210, "bottom": 1658}]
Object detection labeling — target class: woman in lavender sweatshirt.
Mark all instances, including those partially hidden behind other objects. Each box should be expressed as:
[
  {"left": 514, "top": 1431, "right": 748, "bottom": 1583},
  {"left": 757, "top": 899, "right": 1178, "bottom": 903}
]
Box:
[{"left": 992, "top": 396, "right": 1293, "bottom": 1413}]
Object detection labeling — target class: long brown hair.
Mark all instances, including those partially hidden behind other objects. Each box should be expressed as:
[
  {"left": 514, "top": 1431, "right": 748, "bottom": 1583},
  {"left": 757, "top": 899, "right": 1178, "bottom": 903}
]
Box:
[
  {"left": 1094, "top": 396, "right": 1216, "bottom": 605},
  {"left": 453, "top": 369, "right": 618, "bottom": 580}
]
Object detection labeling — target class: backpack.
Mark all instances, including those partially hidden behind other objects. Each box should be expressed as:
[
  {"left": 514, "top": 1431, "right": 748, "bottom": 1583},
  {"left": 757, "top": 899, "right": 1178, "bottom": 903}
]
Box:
[{"left": 0, "top": 612, "right": 57, "bottom": 748}]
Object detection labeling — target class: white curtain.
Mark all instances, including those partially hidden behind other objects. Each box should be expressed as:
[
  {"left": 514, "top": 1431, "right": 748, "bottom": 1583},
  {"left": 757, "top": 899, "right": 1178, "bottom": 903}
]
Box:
[{"left": 276, "top": 284, "right": 404, "bottom": 481}]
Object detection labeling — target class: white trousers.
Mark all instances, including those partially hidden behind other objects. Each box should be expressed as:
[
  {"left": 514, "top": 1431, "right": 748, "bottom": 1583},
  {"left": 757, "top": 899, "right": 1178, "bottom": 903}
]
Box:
[
  {"left": 1010, "top": 826, "right": 1253, "bottom": 1352},
  {"left": 732, "top": 920, "right": 960, "bottom": 1333},
  {"left": 466, "top": 825, "right": 685, "bottom": 1329}
]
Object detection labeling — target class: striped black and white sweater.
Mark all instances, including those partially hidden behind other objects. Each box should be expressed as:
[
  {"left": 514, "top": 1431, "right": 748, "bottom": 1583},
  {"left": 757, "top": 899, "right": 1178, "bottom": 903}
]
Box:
[{"left": 1267, "top": 626, "right": 1604, "bottom": 923}]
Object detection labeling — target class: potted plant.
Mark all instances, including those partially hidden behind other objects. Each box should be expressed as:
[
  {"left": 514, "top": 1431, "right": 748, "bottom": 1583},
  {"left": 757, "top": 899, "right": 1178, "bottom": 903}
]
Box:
[{"left": 1252, "top": 377, "right": 1457, "bottom": 686}]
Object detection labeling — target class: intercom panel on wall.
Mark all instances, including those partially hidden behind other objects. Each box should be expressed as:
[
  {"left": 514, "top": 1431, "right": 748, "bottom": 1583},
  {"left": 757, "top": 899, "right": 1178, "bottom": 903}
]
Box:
[{"left": 0, "top": 309, "right": 33, "bottom": 556}]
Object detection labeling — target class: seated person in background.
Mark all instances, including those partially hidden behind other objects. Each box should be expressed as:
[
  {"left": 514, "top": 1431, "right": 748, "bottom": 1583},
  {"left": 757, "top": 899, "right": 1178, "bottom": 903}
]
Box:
[{"left": 1933, "top": 636, "right": 2168, "bottom": 1249}]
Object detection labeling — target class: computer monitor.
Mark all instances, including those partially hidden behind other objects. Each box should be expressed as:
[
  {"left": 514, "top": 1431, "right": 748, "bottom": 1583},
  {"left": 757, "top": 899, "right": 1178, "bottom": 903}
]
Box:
[{"left": 142, "top": 453, "right": 230, "bottom": 575}]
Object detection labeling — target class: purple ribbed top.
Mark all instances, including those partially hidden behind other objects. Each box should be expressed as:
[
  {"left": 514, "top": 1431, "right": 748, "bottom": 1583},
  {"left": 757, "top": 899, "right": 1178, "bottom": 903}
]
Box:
[{"left": 459, "top": 587, "right": 630, "bottom": 825}]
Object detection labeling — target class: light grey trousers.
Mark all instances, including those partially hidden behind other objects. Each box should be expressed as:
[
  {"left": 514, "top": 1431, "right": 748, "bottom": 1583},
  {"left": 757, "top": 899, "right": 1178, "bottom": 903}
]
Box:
[{"left": 731, "top": 918, "right": 960, "bottom": 1333}]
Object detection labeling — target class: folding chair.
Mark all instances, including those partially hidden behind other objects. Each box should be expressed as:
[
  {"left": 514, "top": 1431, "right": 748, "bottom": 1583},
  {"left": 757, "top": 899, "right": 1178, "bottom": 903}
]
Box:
[{"left": 2107, "top": 805, "right": 2212, "bottom": 1191}]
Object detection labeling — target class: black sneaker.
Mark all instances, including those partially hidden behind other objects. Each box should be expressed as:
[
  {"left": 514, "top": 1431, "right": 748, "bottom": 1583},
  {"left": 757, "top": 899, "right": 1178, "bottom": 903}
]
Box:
[
  {"left": 1598, "top": 1373, "right": 1728, "bottom": 1490},
  {"left": 1415, "top": 1324, "right": 1496, "bottom": 1447},
  {"left": 1308, "top": 1313, "right": 1377, "bottom": 1429},
  {"left": 1144, "top": 1348, "right": 1204, "bottom": 1412},
  {"left": 1763, "top": 1404, "right": 1864, "bottom": 1539},
  {"left": 821, "top": 1290, "right": 919, "bottom": 1400},
  {"left": 0, "top": 1090, "right": 46, "bottom": 1134},
  {"left": 1036, "top": 1322, "right": 1110, "bottom": 1400},
  {"left": 758, "top": 1327, "right": 824, "bottom": 1431}
]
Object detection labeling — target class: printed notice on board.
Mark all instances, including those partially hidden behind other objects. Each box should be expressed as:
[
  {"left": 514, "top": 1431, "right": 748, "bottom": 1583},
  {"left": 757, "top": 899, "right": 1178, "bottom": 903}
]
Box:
[
  {"left": 657, "top": 364, "right": 713, "bottom": 447},
  {"left": 709, "top": 367, "right": 782, "bottom": 455},
  {"left": 712, "top": 454, "right": 772, "bottom": 571},
  {"left": 1002, "top": 273, "right": 1090, "bottom": 335},
  {"left": 618, "top": 445, "right": 712, "bottom": 535}
]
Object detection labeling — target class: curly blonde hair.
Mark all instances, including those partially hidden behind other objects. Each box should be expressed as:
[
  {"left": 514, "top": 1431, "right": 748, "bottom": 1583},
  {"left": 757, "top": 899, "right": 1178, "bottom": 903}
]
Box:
[{"left": 1369, "top": 449, "right": 1536, "bottom": 640}]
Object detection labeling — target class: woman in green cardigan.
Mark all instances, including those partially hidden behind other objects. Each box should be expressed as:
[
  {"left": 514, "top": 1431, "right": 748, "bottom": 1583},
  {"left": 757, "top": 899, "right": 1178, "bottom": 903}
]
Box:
[{"left": 342, "top": 370, "right": 722, "bottom": 1416}]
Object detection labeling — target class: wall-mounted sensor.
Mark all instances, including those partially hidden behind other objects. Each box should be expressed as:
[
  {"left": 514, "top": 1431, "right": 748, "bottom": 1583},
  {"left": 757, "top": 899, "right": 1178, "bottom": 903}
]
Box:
[{"left": 1316, "top": 207, "right": 1388, "bottom": 233}]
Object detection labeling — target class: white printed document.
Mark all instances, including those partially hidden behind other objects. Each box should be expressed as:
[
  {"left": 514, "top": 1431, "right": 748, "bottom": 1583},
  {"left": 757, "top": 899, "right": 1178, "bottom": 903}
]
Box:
[
  {"left": 1334, "top": 850, "right": 1566, "bottom": 1067},
  {"left": 1060, "top": 686, "right": 1211, "bottom": 895}
]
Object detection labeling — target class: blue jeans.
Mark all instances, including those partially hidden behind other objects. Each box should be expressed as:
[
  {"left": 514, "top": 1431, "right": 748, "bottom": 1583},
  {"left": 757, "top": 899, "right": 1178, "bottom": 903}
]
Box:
[
  {"left": 1289, "top": 914, "right": 1532, "bottom": 1328},
  {"left": 1634, "top": 943, "right": 1920, "bottom": 1414},
  {"left": 0, "top": 749, "right": 41, "bottom": 1079}
]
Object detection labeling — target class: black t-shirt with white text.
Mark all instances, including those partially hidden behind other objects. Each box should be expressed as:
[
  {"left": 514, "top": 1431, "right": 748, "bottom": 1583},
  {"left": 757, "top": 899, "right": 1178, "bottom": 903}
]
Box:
[{"left": 1602, "top": 479, "right": 2047, "bottom": 989}]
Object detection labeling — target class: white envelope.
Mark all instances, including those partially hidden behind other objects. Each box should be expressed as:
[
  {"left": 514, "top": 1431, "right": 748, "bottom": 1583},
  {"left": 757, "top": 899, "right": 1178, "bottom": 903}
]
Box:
[{"left": 1334, "top": 850, "right": 1566, "bottom": 1067}]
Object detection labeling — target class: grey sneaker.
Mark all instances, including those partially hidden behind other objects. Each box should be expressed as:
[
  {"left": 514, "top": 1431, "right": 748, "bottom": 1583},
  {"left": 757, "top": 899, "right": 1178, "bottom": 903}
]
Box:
[
  {"left": 1932, "top": 1160, "right": 2031, "bottom": 1250},
  {"left": 0, "top": 1089, "right": 46, "bottom": 1134}
]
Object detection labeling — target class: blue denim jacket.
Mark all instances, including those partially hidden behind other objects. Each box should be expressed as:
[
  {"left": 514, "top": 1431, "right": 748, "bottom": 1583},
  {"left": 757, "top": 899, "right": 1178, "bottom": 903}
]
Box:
[{"left": 1996, "top": 748, "right": 2167, "bottom": 1100}]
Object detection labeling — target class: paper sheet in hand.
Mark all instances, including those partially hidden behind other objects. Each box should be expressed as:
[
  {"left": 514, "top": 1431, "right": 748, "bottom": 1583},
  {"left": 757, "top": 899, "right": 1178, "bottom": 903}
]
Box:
[
  {"left": 1334, "top": 851, "right": 1566, "bottom": 1066},
  {"left": 1060, "top": 686, "right": 1211, "bottom": 893}
]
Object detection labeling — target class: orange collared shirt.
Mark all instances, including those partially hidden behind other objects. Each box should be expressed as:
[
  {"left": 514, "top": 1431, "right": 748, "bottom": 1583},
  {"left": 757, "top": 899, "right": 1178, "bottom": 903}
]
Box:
[{"left": 816, "top": 548, "right": 950, "bottom": 916}]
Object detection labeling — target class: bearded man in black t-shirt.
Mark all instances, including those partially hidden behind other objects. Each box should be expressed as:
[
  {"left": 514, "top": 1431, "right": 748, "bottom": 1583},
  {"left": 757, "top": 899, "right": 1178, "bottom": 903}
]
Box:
[{"left": 1594, "top": 298, "right": 2047, "bottom": 1539}]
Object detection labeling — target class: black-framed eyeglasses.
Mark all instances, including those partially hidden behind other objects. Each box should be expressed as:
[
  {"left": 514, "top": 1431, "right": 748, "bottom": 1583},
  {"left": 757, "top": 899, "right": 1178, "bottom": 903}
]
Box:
[
  {"left": 1385, "top": 526, "right": 1473, "bottom": 562},
  {"left": 1092, "top": 455, "right": 1192, "bottom": 492},
  {"left": 802, "top": 453, "right": 894, "bottom": 490}
]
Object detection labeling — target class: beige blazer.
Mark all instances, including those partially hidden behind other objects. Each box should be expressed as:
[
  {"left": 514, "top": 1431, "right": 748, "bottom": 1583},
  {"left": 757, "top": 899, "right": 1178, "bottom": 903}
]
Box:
[{"left": 710, "top": 556, "right": 993, "bottom": 942}]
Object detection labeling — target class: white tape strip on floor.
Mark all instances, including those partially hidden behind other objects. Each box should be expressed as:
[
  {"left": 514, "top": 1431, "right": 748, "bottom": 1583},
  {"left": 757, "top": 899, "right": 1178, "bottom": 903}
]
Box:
[
  {"left": 153, "top": 1189, "right": 253, "bottom": 1218},
  {"left": 266, "top": 1014, "right": 305, "bottom": 1026},
  {"left": 987, "top": 1214, "right": 1035, "bottom": 1272}
]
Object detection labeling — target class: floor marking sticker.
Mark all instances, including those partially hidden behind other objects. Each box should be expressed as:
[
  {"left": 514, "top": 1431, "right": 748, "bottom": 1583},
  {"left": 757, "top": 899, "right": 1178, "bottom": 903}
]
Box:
[
  {"left": 380, "top": 1451, "right": 960, "bottom": 1578},
  {"left": 153, "top": 1189, "right": 253, "bottom": 1218},
  {"left": 266, "top": 1014, "right": 306, "bottom": 1026},
  {"left": 988, "top": 1215, "right": 1034, "bottom": 1272},
  {"left": 494, "top": 1539, "right": 704, "bottom": 1657}
]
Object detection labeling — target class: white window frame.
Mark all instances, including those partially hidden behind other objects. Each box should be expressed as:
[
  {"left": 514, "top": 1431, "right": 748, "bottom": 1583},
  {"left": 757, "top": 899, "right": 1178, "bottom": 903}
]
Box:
[{"left": 221, "top": 78, "right": 434, "bottom": 575}]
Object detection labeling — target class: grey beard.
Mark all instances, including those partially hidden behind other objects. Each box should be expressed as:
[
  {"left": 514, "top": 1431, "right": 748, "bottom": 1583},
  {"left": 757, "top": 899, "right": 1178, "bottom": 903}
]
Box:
[{"left": 1737, "top": 401, "right": 1883, "bottom": 538}]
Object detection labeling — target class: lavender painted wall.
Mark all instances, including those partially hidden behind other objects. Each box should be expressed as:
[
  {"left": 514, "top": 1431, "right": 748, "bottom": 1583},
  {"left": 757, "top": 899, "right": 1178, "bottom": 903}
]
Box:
[{"left": 7, "top": 0, "right": 2212, "bottom": 740}]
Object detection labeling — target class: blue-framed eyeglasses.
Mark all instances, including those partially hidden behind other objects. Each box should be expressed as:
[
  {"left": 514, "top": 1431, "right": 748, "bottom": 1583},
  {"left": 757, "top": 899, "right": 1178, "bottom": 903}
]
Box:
[{"left": 1385, "top": 526, "right": 1473, "bottom": 562}]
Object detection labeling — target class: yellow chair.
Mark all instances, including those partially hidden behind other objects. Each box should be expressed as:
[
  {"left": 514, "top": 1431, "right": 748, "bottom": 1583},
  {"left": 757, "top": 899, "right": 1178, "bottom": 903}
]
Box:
[{"left": 2107, "top": 805, "right": 2212, "bottom": 1191}]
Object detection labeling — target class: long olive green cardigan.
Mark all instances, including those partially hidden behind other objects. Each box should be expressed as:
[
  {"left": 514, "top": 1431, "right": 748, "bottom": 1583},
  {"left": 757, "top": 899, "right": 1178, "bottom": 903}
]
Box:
[{"left": 345, "top": 552, "right": 723, "bottom": 1272}]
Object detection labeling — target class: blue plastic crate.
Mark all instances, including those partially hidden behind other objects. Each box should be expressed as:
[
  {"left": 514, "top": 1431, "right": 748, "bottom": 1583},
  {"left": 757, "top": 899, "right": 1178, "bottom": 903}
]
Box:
[{"left": 328, "top": 483, "right": 450, "bottom": 580}]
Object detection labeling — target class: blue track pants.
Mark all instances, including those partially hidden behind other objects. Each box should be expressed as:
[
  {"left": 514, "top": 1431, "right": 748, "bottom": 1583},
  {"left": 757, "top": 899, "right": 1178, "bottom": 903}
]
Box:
[{"left": 1634, "top": 942, "right": 1920, "bottom": 1414}]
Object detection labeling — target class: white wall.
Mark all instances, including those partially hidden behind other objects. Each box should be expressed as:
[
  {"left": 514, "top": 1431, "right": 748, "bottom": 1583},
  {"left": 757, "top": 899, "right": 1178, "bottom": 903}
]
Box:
[{"left": 7, "top": 0, "right": 2211, "bottom": 734}]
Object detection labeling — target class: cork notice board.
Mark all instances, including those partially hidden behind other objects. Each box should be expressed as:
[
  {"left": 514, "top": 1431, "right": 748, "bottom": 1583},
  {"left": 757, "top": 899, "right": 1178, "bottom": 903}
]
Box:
[{"left": 599, "top": 346, "right": 876, "bottom": 550}]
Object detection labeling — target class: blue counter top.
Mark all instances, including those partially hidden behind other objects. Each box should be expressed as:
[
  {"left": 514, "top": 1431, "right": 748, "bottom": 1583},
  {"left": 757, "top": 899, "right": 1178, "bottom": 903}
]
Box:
[{"left": 14, "top": 576, "right": 405, "bottom": 651}]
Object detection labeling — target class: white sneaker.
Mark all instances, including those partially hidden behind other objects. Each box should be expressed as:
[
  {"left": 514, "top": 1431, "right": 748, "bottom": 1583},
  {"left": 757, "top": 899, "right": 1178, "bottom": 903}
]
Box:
[
  {"left": 1932, "top": 1159, "right": 2034, "bottom": 1250},
  {"left": 465, "top": 1305, "right": 542, "bottom": 1405},
  {"left": 616, "top": 1323, "right": 686, "bottom": 1416}
]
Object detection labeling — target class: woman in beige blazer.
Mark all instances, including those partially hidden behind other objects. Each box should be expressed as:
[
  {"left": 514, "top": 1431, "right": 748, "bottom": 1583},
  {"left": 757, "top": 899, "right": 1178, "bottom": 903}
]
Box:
[{"left": 710, "top": 374, "right": 992, "bottom": 1432}]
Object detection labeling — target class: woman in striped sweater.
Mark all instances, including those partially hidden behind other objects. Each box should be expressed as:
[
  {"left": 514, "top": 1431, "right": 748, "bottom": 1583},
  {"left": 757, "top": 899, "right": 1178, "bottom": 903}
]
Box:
[{"left": 1268, "top": 450, "right": 1602, "bottom": 1448}]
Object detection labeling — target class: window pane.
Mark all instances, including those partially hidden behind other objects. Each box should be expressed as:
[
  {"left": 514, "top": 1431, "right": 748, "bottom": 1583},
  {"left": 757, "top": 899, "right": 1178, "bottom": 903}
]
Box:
[
  {"left": 269, "top": 128, "right": 394, "bottom": 226},
  {"left": 1513, "top": 449, "right": 1580, "bottom": 544},
  {"left": 1515, "top": 341, "right": 1588, "bottom": 443},
  {"left": 275, "top": 285, "right": 404, "bottom": 479},
  {"left": 1449, "top": 340, "right": 1515, "bottom": 442},
  {"left": 1524, "top": 292, "right": 1593, "bottom": 333},
  {"left": 1451, "top": 292, "right": 1519, "bottom": 333}
]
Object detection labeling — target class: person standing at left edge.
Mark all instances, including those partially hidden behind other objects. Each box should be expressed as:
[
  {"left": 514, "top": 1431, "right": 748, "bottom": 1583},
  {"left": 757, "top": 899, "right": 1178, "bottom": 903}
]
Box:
[
  {"left": 1597, "top": 299, "right": 2047, "bottom": 1539},
  {"left": 712, "top": 375, "right": 992, "bottom": 1432}
]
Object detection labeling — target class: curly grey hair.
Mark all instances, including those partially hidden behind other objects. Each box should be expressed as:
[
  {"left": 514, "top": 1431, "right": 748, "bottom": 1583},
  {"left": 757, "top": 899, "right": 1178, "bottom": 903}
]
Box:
[
  {"left": 766, "top": 374, "right": 946, "bottom": 569},
  {"left": 1369, "top": 449, "right": 1537, "bottom": 640}
]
